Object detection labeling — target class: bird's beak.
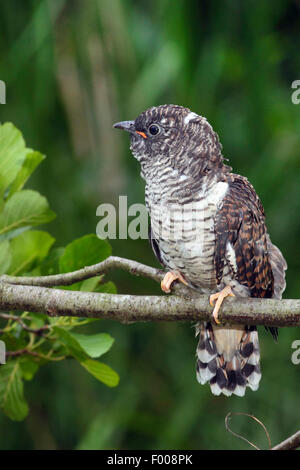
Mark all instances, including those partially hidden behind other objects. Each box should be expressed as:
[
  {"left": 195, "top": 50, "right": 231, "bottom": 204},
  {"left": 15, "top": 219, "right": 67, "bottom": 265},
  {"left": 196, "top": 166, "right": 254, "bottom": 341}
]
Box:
[{"left": 113, "top": 120, "right": 135, "bottom": 133}]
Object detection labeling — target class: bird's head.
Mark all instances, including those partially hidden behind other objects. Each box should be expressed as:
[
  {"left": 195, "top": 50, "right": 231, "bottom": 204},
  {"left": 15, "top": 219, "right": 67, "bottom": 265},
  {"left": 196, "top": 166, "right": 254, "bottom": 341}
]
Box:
[{"left": 114, "top": 104, "right": 229, "bottom": 180}]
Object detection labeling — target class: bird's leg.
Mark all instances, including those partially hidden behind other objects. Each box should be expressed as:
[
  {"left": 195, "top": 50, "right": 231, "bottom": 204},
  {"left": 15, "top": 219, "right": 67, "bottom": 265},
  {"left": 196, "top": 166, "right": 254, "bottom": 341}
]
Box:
[
  {"left": 210, "top": 285, "right": 235, "bottom": 325},
  {"left": 161, "top": 271, "right": 188, "bottom": 293}
]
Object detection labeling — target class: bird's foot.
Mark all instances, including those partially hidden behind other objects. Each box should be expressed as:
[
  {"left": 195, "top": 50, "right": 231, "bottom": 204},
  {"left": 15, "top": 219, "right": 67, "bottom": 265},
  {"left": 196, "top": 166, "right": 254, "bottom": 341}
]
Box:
[
  {"left": 209, "top": 285, "right": 235, "bottom": 324},
  {"left": 161, "top": 271, "right": 188, "bottom": 293}
]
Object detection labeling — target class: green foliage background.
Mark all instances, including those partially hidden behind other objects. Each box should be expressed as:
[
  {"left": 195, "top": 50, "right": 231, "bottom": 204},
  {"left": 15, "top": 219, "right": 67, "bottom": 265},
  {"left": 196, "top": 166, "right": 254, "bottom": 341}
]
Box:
[{"left": 0, "top": 0, "right": 299, "bottom": 449}]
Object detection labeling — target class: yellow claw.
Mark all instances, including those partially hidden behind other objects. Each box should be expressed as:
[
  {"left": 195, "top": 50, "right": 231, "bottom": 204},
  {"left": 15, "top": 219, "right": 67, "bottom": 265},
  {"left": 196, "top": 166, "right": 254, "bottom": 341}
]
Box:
[
  {"left": 209, "top": 285, "right": 235, "bottom": 324},
  {"left": 161, "top": 271, "right": 188, "bottom": 293}
]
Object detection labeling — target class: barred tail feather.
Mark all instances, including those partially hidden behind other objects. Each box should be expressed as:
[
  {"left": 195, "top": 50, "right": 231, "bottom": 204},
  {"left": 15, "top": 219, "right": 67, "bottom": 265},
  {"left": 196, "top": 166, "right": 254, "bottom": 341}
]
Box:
[{"left": 195, "top": 322, "right": 261, "bottom": 397}]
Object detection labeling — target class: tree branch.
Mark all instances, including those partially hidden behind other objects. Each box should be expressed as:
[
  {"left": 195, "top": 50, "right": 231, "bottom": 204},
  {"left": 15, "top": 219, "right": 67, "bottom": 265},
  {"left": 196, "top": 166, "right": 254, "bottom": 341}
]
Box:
[
  {"left": 272, "top": 430, "right": 300, "bottom": 450},
  {"left": 0, "top": 283, "right": 300, "bottom": 326},
  {"left": 0, "top": 256, "right": 299, "bottom": 326},
  {"left": 0, "top": 256, "right": 167, "bottom": 288}
]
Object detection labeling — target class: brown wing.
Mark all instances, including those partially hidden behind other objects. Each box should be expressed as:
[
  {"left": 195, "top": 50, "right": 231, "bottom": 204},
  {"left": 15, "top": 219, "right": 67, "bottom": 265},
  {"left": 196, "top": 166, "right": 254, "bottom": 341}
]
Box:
[{"left": 214, "top": 174, "right": 280, "bottom": 338}]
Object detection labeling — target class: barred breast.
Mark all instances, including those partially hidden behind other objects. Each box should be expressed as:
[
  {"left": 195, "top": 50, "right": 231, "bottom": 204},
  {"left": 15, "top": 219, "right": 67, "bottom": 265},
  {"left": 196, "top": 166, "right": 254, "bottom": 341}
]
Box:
[{"left": 148, "top": 181, "right": 229, "bottom": 291}]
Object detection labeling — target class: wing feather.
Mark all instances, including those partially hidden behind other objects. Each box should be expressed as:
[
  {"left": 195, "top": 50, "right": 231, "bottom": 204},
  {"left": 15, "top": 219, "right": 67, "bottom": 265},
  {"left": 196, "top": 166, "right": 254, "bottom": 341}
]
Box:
[{"left": 215, "top": 175, "right": 287, "bottom": 340}]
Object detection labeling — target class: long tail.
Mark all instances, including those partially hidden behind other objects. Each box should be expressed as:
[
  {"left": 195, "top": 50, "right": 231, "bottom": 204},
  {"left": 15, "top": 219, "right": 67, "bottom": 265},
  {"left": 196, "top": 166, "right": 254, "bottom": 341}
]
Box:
[{"left": 195, "top": 322, "right": 261, "bottom": 397}]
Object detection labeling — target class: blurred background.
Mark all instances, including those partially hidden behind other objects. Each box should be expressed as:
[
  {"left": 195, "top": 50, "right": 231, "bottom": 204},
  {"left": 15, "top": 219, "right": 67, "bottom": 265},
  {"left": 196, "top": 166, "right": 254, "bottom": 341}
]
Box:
[{"left": 0, "top": 0, "right": 300, "bottom": 450}]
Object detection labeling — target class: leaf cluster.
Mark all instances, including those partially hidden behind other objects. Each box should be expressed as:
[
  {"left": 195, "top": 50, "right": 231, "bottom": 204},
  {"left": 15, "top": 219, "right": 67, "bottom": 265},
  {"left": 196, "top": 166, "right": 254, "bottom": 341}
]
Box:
[{"left": 0, "top": 123, "right": 118, "bottom": 421}]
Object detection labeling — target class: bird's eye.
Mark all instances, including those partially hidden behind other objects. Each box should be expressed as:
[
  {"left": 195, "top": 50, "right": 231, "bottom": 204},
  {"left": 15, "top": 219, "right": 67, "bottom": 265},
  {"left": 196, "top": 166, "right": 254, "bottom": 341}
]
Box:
[{"left": 148, "top": 124, "right": 160, "bottom": 136}]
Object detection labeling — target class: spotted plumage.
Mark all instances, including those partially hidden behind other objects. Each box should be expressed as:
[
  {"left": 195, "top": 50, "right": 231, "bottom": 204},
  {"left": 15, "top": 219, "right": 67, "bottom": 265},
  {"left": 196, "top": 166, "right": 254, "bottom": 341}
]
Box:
[{"left": 114, "top": 104, "right": 287, "bottom": 397}]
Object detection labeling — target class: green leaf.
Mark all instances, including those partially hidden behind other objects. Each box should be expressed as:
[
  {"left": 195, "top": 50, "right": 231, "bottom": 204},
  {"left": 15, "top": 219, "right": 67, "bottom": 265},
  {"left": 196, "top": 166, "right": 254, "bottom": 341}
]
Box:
[
  {"left": 69, "top": 332, "right": 114, "bottom": 358},
  {"left": 80, "top": 276, "right": 103, "bottom": 292},
  {"left": 95, "top": 281, "right": 117, "bottom": 294},
  {"left": 0, "top": 333, "right": 27, "bottom": 353},
  {"left": 8, "top": 230, "right": 55, "bottom": 275},
  {"left": 0, "top": 240, "right": 11, "bottom": 274},
  {"left": 28, "top": 312, "right": 47, "bottom": 329},
  {"left": 19, "top": 357, "right": 39, "bottom": 381},
  {"left": 80, "top": 359, "right": 119, "bottom": 387},
  {"left": 53, "top": 327, "right": 118, "bottom": 386},
  {"left": 59, "top": 234, "right": 111, "bottom": 274},
  {"left": 8, "top": 150, "right": 45, "bottom": 197},
  {"left": 40, "top": 247, "right": 65, "bottom": 275},
  {"left": 80, "top": 278, "right": 117, "bottom": 294},
  {"left": 0, "top": 190, "right": 56, "bottom": 238},
  {"left": 0, "top": 123, "right": 27, "bottom": 198},
  {"left": 52, "top": 326, "right": 86, "bottom": 360},
  {"left": 0, "top": 360, "right": 29, "bottom": 421},
  {"left": 0, "top": 226, "right": 30, "bottom": 242},
  {"left": 53, "top": 327, "right": 114, "bottom": 359}
]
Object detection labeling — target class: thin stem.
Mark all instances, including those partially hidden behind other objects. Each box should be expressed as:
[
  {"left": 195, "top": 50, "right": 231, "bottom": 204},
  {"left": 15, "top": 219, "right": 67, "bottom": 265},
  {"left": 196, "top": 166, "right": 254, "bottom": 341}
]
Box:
[{"left": 0, "top": 313, "right": 50, "bottom": 335}]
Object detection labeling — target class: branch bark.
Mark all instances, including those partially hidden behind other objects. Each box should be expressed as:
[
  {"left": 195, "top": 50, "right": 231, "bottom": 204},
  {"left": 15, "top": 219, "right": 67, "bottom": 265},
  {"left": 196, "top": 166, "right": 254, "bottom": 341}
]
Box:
[
  {"left": 0, "top": 256, "right": 167, "bottom": 288},
  {"left": 0, "top": 256, "right": 299, "bottom": 326},
  {"left": 272, "top": 430, "right": 300, "bottom": 450}
]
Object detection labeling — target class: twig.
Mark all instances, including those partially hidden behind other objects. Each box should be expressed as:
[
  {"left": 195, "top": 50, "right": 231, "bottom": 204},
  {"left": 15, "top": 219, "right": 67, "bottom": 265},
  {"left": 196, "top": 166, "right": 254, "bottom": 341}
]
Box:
[
  {"left": 0, "top": 313, "right": 50, "bottom": 335},
  {"left": 225, "top": 412, "right": 271, "bottom": 450},
  {"left": 6, "top": 349, "right": 41, "bottom": 358},
  {"left": 5, "top": 348, "right": 66, "bottom": 361},
  {"left": 272, "top": 430, "right": 300, "bottom": 450},
  {"left": 0, "top": 256, "right": 197, "bottom": 297},
  {"left": 0, "top": 256, "right": 166, "bottom": 288}
]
